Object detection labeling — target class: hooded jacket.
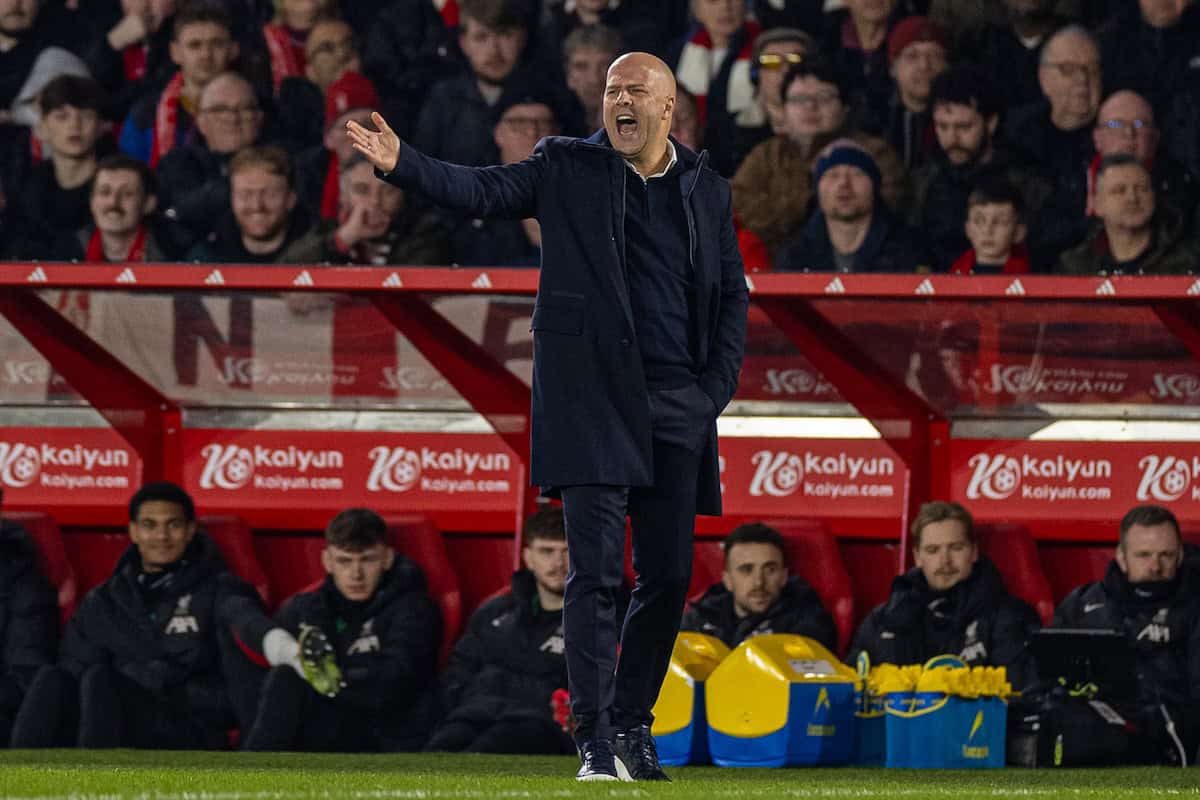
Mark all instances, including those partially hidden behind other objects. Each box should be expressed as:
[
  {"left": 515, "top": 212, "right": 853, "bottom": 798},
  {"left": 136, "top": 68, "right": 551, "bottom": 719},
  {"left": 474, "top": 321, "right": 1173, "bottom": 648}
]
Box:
[
  {"left": 0, "top": 521, "right": 57, "bottom": 718},
  {"left": 1053, "top": 561, "right": 1200, "bottom": 711},
  {"left": 849, "top": 556, "right": 1040, "bottom": 688},
  {"left": 680, "top": 575, "right": 836, "bottom": 652},
  {"left": 60, "top": 532, "right": 275, "bottom": 732},
  {"left": 276, "top": 556, "right": 440, "bottom": 750},
  {"left": 438, "top": 569, "right": 567, "bottom": 726}
]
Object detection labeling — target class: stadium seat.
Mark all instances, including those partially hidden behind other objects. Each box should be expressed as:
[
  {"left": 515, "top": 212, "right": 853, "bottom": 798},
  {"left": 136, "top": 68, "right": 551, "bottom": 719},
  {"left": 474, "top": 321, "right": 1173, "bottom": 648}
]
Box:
[
  {"left": 839, "top": 539, "right": 900, "bottom": 628},
  {"left": 975, "top": 523, "right": 1055, "bottom": 625},
  {"left": 199, "top": 515, "right": 272, "bottom": 608},
  {"left": 1039, "top": 544, "right": 1113, "bottom": 605},
  {"left": 445, "top": 535, "right": 514, "bottom": 620},
  {"left": 385, "top": 515, "right": 462, "bottom": 667},
  {"left": 689, "top": 539, "right": 725, "bottom": 600},
  {"left": 4, "top": 511, "right": 77, "bottom": 628},
  {"left": 64, "top": 531, "right": 128, "bottom": 596},
  {"left": 761, "top": 518, "right": 856, "bottom": 657}
]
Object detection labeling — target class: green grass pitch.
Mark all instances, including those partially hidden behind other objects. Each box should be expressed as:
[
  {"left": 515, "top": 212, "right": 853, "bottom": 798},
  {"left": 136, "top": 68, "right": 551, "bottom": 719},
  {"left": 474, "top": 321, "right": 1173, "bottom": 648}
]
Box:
[{"left": 0, "top": 751, "right": 1196, "bottom": 799}]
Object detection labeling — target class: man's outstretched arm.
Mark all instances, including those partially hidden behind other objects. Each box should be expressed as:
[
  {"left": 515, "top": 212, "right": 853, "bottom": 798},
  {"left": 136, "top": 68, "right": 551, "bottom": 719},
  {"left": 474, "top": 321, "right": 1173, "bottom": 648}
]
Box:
[{"left": 347, "top": 111, "right": 544, "bottom": 221}]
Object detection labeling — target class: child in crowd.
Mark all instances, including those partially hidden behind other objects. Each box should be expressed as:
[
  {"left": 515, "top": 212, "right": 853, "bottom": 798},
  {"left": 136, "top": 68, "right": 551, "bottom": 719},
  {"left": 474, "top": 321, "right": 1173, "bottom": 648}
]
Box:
[{"left": 950, "top": 178, "right": 1031, "bottom": 275}]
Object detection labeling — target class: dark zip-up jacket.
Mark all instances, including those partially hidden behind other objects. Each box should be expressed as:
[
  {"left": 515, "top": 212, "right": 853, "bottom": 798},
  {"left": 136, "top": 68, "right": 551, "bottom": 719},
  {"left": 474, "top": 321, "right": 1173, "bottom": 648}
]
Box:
[
  {"left": 59, "top": 533, "right": 275, "bottom": 729},
  {"left": 0, "top": 521, "right": 57, "bottom": 716},
  {"left": 849, "top": 557, "right": 1040, "bottom": 688},
  {"left": 439, "top": 569, "right": 566, "bottom": 725},
  {"left": 380, "top": 130, "right": 747, "bottom": 514},
  {"left": 276, "top": 557, "right": 441, "bottom": 750},
  {"left": 680, "top": 575, "right": 836, "bottom": 652},
  {"left": 1053, "top": 561, "right": 1200, "bottom": 712}
]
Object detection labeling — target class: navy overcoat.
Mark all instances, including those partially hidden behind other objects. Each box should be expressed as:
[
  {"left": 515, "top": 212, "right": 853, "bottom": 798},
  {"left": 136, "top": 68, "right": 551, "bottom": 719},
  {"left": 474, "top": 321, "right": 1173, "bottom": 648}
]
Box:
[{"left": 382, "top": 130, "right": 748, "bottom": 515}]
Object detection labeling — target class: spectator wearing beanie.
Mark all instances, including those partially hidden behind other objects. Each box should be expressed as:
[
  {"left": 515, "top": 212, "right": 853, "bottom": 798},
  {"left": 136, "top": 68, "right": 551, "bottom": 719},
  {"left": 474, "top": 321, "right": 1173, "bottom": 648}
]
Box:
[
  {"left": 775, "top": 140, "right": 928, "bottom": 273},
  {"left": 853, "top": 16, "right": 948, "bottom": 171},
  {"left": 732, "top": 59, "right": 907, "bottom": 259},
  {"left": 292, "top": 70, "right": 380, "bottom": 224},
  {"left": 665, "top": 0, "right": 761, "bottom": 177}
]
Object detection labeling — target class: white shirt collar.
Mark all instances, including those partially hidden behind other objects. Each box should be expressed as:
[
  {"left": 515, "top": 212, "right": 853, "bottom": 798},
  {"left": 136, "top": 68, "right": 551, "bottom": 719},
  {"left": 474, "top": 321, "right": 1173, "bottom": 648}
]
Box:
[{"left": 624, "top": 140, "right": 678, "bottom": 183}]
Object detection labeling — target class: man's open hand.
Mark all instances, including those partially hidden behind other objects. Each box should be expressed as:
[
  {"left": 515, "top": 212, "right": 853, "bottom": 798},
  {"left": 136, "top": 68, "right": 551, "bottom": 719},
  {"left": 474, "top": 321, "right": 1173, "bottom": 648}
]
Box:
[{"left": 346, "top": 111, "right": 401, "bottom": 174}]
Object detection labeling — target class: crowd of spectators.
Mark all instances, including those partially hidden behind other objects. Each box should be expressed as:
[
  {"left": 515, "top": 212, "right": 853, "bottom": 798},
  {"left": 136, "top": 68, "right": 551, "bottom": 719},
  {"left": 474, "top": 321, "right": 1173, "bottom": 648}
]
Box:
[{"left": 0, "top": 0, "right": 1197, "bottom": 275}]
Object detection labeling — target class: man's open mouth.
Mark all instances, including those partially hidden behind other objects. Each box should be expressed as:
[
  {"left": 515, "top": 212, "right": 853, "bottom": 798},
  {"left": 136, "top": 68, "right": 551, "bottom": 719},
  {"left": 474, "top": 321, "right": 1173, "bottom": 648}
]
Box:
[{"left": 616, "top": 114, "right": 638, "bottom": 136}]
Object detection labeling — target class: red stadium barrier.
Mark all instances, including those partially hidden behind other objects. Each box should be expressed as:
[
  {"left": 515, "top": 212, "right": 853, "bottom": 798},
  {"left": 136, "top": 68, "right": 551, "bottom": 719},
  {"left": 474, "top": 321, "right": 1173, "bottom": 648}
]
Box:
[{"left": 5, "top": 265, "right": 1200, "bottom": 611}]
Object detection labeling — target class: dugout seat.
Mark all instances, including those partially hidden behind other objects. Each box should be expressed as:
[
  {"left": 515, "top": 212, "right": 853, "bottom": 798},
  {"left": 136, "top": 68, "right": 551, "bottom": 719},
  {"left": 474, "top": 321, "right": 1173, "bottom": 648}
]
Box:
[
  {"left": 3, "top": 511, "right": 78, "bottom": 627},
  {"left": 385, "top": 514, "right": 462, "bottom": 667},
  {"left": 1039, "top": 544, "right": 1113, "bottom": 605},
  {"left": 976, "top": 523, "right": 1055, "bottom": 626},
  {"left": 199, "top": 515, "right": 272, "bottom": 608},
  {"left": 762, "top": 518, "right": 856, "bottom": 657}
]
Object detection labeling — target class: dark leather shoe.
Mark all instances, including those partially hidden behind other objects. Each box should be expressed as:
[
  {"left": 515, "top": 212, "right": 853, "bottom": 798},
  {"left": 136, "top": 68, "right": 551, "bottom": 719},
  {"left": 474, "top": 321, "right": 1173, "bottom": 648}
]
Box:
[
  {"left": 575, "top": 739, "right": 621, "bottom": 782},
  {"left": 614, "top": 725, "right": 671, "bottom": 781}
]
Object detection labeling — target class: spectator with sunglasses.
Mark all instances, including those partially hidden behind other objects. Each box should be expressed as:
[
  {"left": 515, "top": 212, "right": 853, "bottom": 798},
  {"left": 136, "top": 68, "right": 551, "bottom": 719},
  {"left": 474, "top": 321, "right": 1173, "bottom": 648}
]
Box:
[{"left": 726, "top": 27, "right": 814, "bottom": 175}]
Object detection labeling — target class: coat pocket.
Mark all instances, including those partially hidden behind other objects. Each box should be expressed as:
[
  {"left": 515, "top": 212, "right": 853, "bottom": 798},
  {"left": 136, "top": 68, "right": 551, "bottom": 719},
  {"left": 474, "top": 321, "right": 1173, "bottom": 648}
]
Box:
[{"left": 530, "top": 296, "right": 584, "bottom": 335}]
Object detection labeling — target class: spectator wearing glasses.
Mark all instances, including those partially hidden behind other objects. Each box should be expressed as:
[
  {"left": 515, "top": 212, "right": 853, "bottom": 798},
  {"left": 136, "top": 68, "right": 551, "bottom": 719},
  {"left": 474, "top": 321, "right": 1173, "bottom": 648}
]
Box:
[
  {"left": 451, "top": 94, "right": 562, "bottom": 267},
  {"left": 726, "top": 27, "right": 814, "bottom": 175},
  {"left": 1058, "top": 155, "right": 1198, "bottom": 276},
  {"left": 156, "top": 71, "right": 266, "bottom": 255},
  {"left": 1088, "top": 90, "right": 1198, "bottom": 235},
  {"left": 1003, "top": 24, "right": 1101, "bottom": 266},
  {"left": 732, "top": 59, "right": 906, "bottom": 259}
]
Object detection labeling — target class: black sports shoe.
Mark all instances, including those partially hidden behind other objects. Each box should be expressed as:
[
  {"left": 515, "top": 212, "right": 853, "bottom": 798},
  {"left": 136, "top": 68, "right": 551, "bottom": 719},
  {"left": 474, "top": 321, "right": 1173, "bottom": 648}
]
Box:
[
  {"left": 614, "top": 725, "right": 671, "bottom": 781},
  {"left": 575, "top": 739, "right": 624, "bottom": 782}
]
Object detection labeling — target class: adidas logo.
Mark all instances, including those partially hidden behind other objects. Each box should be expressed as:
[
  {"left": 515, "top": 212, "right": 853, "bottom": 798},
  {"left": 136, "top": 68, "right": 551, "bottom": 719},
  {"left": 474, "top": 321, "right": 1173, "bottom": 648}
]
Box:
[
  {"left": 1187, "top": 279, "right": 1200, "bottom": 296},
  {"left": 382, "top": 272, "right": 403, "bottom": 288},
  {"left": 26, "top": 266, "right": 47, "bottom": 283},
  {"left": 115, "top": 267, "right": 137, "bottom": 284},
  {"left": 744, "top": 274, "right": 755, "bottom": 292},
  {"left": 914, "top": 278, "right": 935, "bottom": 295},
  {"left": 293, "top": 270, "right": 314, "bottom": 287},
  {"left": 824, "top": 277, "right": 845, "bottom": 294},
  {"left": 204, "top": 269, "right": 225, "bottom": 286},
  {"left": 1005, "top": 279, "right": 1026, "bottom": 296},
  {"left": 471, "top": 272, "right": 492, "bottom": 289},
  {"left": 1095, "top": 279, "right": 1116, "bottom": 296}
]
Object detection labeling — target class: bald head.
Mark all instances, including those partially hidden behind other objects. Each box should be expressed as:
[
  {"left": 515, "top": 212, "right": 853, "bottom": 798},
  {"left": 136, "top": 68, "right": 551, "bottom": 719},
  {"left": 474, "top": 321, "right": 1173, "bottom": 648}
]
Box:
[
  {"left": 603, "top": 52, "right": 677, "bottom": 174},
  {"left": 1094, "top": 90, "right": 1159, "bottom": 162},
  {"left": 608, "top": 52, "right": 676, "bottom": 95}
]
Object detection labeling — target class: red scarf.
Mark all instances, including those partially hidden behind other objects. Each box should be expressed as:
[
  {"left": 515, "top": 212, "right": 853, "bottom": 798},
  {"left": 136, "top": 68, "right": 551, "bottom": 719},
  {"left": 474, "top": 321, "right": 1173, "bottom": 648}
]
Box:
[
  {"left": 319, "top": 153, "right": 340, "bottom": 221},
  {"left": 432, "top": 0, "right": 458, "bottom": 27},
  {"left": 150, "top": 71, "right": 185, "bottom": 168},
  {"left": 122, "top": 42, "right": 148, "bottom": 81},
  {"left": 950, "top": 244, "right": 1031, "bottom": 275},
  {"left": 674, "top": 20, "right": 760, "bottom": 128},
  {"left": 263, "top": 23, "right": 305, "bottom": 94},
  {"left": 85, "top": 225, "right": 148, "bottom": 263}
]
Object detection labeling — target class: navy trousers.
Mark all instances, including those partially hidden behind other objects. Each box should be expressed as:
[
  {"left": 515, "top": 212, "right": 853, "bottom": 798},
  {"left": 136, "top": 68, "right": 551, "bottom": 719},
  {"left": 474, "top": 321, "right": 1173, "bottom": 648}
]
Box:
[{"left": 560, "top": 383, "right": 709, "bottom": 744}]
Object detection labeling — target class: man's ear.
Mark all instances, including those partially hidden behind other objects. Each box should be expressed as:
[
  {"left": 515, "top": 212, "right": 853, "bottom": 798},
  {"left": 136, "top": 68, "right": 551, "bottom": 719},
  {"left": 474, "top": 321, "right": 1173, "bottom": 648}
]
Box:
[
  {"left": 382, "top": 546, "right": 395, "bottom": 570},
  {"left": 1115, "top": 544, "right": 1128, "bottom": 574},
  {"left": 143, "top": 194, "right": 158, "bottom": 216},
  {"left": 321, "top": 546, "right": 334, "bottom": 574},
  {"left": 1014, "top": 221, "right": 1027, "bottom": 245}
]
